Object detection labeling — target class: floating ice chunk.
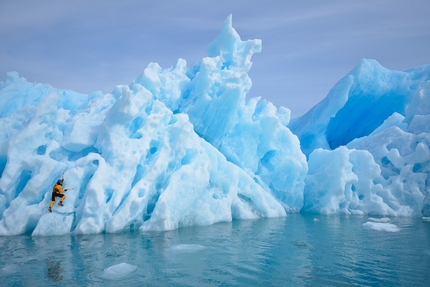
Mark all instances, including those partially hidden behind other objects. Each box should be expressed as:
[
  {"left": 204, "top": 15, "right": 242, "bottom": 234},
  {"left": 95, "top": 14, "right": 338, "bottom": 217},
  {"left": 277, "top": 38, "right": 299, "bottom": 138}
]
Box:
[
  {"left": 368, "top": 217, "right": 390, "bottom": 223},
  {"left": 422, "top": 217, "right": 430, "bottom": 221},
  {"left": 169, "top": 244, "right": 206, "bottom": 252},
  {"left": 101, "top": 262, "right": 137, "bottom": 280},
  {"left": 1, "top": 264, "right": 19, "bottom": 275},
  {"left": 362, "top": 221, "right": 400, "bottom": 232}
]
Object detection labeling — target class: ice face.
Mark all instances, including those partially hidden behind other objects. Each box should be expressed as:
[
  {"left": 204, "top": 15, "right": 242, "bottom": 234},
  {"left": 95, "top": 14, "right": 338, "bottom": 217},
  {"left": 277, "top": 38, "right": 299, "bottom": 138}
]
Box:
[
  {"left": 0, "top": 81, "right": 287, "bottom": 236},
  {"left": 0, "top": 15, "right": 429, "bottom": 236},
  {"left": 302, "top": 147, "right": 394, "bottom": 216},
  {"left": 289, "top": 59, "right": 430, "bottom": 156},
  {"left": 134, "top": 16, "right": 307, "bottom": 211},
  {"left": 291, "top": 59, "right": 430, "bottom": 217}
]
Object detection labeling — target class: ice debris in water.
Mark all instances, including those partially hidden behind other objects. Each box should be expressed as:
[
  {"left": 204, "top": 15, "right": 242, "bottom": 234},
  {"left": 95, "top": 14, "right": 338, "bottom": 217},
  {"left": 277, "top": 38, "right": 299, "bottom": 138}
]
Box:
[
  {"left": 362, "top": 221, "right": 400, "bottom": 232},
  {"left": 1, "top": 264, "right": 19, "bottom": 275},
  {"left": 368, "top": 217, "right": 391, "bottom": 223},
  {"left": 169, "top": 244, "right": 206, "bottom": 252},
  {"left": 101, "top": 262, "right": 137, "bottom": 280}
]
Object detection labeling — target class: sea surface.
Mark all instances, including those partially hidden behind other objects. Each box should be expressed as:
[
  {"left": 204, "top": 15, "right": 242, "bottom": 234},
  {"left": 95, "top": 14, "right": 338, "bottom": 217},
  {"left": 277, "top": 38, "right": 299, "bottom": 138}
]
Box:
[{"left": 0, "top": 214, "right": 429, "bottom": 286}]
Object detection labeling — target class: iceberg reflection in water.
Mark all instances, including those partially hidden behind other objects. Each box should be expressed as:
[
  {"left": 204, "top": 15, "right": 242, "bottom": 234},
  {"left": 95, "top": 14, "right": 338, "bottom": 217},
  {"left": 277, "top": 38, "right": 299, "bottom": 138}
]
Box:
[{"left": 0, "top": 214, "right": 429, "bottom": 286}]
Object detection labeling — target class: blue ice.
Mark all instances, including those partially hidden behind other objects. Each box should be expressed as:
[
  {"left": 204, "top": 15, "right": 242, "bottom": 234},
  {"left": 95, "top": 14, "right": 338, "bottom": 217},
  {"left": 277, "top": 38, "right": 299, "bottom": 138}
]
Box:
[{"left": 0, "top": 15, "right": 429, "bottom": 236}]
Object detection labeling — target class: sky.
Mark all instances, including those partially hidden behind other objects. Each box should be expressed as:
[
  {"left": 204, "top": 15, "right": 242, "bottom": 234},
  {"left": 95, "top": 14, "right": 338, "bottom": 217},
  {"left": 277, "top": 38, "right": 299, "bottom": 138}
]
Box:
[{"left": 1, "top": 0, "right": 429, "bottom": 117}]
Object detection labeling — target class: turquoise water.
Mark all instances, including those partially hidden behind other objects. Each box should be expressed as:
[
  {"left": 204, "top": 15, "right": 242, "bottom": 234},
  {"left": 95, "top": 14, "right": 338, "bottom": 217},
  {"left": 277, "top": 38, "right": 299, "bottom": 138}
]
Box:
[{"left": 1, "top": 214, "right": 429, "bottom": 286}]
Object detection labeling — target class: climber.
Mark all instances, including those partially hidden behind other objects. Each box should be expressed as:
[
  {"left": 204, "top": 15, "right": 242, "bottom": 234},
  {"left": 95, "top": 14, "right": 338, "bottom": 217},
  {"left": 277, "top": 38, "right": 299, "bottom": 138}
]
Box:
[{"left": 48, "top": 173, "right": 71, "bottom": 212}]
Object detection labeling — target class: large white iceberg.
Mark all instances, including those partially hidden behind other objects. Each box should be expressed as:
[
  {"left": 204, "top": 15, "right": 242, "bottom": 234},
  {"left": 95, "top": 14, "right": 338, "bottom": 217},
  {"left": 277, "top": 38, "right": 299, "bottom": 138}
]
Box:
[{"left": 0, "top": 15, "right": 429, "bottom": 236}]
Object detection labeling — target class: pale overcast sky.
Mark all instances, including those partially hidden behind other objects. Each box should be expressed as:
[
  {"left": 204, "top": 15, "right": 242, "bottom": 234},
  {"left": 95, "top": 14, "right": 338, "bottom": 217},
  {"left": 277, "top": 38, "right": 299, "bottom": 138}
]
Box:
[{"left": 1, "top": 0, "right": 429, "bottom": 117}]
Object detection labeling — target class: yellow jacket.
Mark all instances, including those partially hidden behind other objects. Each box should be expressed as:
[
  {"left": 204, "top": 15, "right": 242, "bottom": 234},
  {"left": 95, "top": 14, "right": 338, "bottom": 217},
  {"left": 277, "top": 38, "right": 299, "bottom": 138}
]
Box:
[{"left": 53, "top": 184, "right": 65, "bottom": 194}]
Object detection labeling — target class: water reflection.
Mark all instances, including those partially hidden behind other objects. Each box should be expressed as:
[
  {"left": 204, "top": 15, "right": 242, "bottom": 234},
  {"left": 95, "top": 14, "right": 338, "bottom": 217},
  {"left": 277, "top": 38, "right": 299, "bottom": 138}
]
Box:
[
  {"left": 0, "top": 215, "right": 429, "bottom": 286},
  {"left": 46, "top": 259, "right": 63, "bottom": 282}
]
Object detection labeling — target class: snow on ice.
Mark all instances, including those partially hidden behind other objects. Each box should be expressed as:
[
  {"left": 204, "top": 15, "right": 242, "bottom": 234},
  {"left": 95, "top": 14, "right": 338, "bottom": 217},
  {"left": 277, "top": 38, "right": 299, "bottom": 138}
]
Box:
[{"left": 0, "top": 15, "right": 429, "bottom": 236}]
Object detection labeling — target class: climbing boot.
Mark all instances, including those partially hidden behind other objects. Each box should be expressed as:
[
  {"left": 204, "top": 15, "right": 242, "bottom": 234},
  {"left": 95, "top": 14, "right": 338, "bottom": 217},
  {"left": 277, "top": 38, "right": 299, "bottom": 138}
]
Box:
[
  {"left": 58, "top": 202, "right": 64, "bottom": 206},
  {"left": 48, "top": 207, "right": 52, "bottom": 212}
]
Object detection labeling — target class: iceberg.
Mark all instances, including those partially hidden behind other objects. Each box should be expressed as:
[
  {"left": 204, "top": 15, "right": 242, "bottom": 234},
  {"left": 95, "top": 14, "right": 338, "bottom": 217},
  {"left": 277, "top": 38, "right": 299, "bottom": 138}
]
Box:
[
  {"left": 0, "top": 15, "right": 429, "bottom": 236},
  {"left": 293, "top": 59, "right": 430, "bottom": 217}
]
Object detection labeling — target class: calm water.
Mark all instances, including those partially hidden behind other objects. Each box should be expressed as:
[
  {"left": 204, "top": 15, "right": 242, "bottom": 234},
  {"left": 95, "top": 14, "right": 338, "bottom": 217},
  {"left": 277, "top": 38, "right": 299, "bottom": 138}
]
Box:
[{"left": 1, "top": 214, "right": 429, "bottom": 286}]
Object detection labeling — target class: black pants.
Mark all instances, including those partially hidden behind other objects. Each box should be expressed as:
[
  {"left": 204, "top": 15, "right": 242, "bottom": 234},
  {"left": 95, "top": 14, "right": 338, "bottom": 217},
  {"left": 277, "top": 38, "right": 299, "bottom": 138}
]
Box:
[{"left": 51, "top": 192, "right": 65, "bottom": 201}]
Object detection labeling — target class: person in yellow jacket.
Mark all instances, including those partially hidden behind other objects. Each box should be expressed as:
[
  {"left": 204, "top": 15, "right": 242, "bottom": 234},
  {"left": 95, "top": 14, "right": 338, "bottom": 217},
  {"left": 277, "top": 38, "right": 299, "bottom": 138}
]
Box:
[{"left": 48, "top": 173, "right": 71, "bottom": 212}]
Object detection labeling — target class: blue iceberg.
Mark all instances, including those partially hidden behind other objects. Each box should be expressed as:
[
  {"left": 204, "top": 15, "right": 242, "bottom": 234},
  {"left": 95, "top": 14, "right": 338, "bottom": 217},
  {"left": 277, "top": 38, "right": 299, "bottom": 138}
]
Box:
[
  {"left": 0, "top": 15, "right": 429, "bottom": 236},
  {"left": 290, "top": 58, "right": 430, "bottom": 217}
]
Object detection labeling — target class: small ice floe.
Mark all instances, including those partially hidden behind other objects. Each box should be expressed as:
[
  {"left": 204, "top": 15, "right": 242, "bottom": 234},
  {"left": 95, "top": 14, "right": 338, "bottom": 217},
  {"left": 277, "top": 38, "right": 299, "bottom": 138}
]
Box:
[
  {"left": 313, "top": 218, "right": 319, "bottom": 222},
  {"left": 368, "top": 217, "right": 391, "bottom": 223},
  {"left": 363, "top": 221, "right": 400, "bottom": 232},
  {"left": 422, "top": 217, "right": 430, "bottom": 221},
  {"left": 169, "top": 244, "right": 206, "bottom": 252},
  {"left": 1, "top": 264, "right": 19, "bottom": 275},
  {"left": 101, "top": 262, "right": 137, "bottom": 280}
]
